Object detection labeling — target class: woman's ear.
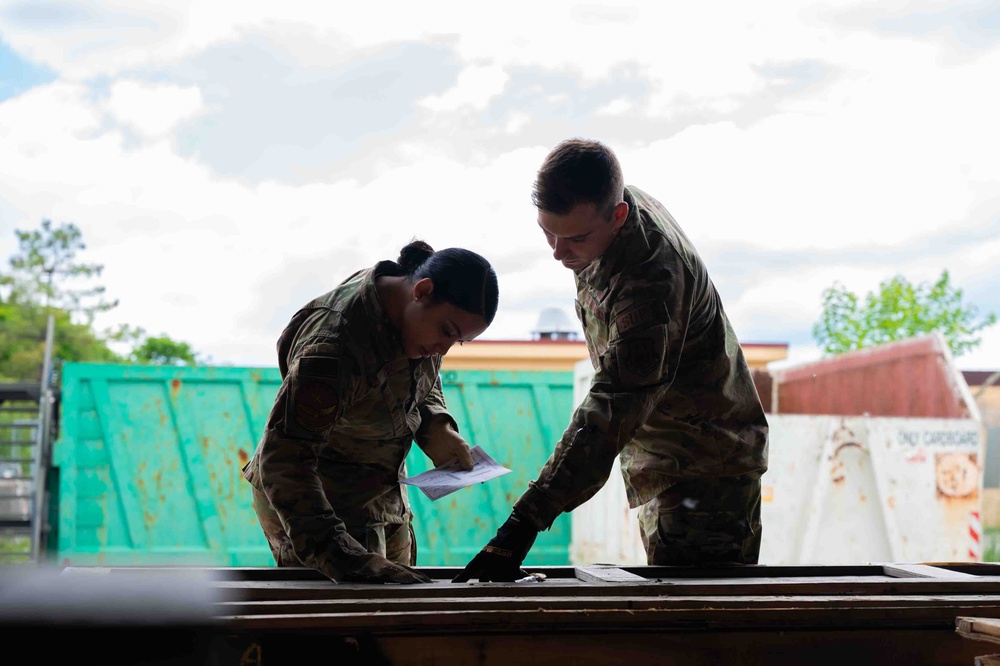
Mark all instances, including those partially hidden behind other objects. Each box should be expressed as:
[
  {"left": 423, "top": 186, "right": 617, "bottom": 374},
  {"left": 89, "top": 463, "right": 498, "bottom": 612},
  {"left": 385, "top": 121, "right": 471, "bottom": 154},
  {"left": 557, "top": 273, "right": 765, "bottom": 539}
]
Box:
[{"left": 412, "top": 277, "right": 435, "bottom": 302}]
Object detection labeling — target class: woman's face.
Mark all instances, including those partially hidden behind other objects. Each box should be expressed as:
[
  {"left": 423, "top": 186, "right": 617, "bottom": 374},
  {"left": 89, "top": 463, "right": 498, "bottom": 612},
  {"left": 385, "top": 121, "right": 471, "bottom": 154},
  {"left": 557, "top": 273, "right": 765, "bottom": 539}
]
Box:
[{"left": 400, "top": 278, "right": 489, "bottom": 359}]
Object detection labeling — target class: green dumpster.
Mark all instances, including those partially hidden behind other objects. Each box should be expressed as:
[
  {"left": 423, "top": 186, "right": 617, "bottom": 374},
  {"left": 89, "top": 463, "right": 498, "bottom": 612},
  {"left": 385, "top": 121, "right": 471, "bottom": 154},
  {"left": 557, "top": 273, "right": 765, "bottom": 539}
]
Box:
[{"left": 52, "top": 363, "right": 574, "bottom": 566}]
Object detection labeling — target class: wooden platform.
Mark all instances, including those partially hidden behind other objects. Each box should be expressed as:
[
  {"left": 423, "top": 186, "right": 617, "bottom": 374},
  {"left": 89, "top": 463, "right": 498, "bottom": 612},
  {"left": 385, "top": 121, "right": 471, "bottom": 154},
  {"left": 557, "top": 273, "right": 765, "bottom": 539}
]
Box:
[{"left": 6, "top": 562, "right": 994, "bottom": 665}]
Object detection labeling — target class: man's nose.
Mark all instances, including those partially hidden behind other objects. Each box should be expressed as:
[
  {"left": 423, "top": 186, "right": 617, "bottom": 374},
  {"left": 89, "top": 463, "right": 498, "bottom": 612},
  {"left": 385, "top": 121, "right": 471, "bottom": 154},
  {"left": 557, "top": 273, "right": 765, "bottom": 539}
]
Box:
[{"left": 552, "top": 238, "right": 569, "bottom": 261}]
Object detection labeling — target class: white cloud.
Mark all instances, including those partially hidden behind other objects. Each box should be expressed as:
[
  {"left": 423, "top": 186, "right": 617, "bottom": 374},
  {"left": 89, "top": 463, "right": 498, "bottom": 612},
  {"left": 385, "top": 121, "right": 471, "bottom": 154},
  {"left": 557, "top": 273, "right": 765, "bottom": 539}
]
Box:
[
  {"left": 418, "top": 64, "right": 508, "bottom": 113},
  {"left": 504, "top": 111, "right": 531, "bottom": 134},
  {"left": 105, "top": 81, "right": 205, "bottom": 138},
  {"left": 594, "top": 97, "right": 634, "bottom": 116}
]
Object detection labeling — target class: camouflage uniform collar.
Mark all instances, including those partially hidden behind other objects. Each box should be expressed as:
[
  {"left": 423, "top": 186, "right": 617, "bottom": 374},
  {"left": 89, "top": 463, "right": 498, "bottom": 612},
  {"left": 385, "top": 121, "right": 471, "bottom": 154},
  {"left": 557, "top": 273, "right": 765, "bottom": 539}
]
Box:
[
  {"left": 576, "top": 186, "right": 642, "bottom": 293},
  {"left": 362, "top": 260, "right": 406, "bottom": 359}
]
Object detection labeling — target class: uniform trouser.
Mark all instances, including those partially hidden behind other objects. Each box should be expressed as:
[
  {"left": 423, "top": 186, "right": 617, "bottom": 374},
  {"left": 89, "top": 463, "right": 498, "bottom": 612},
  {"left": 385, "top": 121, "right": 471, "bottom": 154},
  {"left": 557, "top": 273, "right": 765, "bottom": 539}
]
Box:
[
  {"left": 251, "top": 486, "right": 417, "bottom": 567},
  {"left": 638, "top": 473, "right": 762, "bottom": 566}
]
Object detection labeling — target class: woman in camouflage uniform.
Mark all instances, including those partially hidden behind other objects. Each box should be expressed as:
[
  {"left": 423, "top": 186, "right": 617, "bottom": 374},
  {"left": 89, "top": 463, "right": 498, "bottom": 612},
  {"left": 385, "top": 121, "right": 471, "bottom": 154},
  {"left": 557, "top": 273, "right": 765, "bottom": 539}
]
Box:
[{"left": 244, "top": 240, "right": 499, "bottom": 584}]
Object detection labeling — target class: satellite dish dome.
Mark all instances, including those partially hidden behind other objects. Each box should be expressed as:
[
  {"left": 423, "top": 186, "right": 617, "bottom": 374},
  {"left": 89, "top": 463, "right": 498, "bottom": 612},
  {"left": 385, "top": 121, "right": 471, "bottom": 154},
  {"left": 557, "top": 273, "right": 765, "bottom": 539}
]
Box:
[{"left": 532, "top": 307, "right": 578, "bottom": 341}]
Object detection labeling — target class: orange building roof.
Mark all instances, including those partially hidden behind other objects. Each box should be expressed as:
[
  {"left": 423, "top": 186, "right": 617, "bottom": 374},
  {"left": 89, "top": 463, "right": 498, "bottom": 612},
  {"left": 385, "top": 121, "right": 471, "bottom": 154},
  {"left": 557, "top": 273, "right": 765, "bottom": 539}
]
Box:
[{"left": 442, "top": 339, "right": 788, "bottom": 372}]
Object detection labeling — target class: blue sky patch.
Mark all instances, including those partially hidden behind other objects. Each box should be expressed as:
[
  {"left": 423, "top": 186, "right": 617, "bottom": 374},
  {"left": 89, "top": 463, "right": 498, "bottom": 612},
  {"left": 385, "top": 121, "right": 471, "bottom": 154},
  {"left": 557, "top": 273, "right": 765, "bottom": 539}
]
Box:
[{"left": 0, "top": 36, "right": 57, "bottom": 102}]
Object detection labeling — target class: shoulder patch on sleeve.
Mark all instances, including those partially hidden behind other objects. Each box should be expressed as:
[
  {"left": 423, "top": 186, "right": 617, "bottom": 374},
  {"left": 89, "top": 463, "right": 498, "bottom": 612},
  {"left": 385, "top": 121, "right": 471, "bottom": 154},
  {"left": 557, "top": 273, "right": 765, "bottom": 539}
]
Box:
[
  {"left": 612, "top": 300, "right": 669, "bottom": 339},
  {"left": 287, "top": 352, "right": 347, "bottom": 434},
  {"left": 294, "top": 379, "right": 340, "bottom": 431},
  {"left": 298, "top": 354, "right": 340, "bottom": 379},
  {"left": 611, "top": 325, "right": 668, "bottom": 387}
]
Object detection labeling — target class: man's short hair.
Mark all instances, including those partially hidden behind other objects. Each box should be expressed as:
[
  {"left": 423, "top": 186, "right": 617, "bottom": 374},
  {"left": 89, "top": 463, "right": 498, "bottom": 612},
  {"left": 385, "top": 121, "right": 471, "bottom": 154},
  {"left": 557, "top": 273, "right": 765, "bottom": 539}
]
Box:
[{"left": 532, "top": 138, "right": 625, "bottom": 217}]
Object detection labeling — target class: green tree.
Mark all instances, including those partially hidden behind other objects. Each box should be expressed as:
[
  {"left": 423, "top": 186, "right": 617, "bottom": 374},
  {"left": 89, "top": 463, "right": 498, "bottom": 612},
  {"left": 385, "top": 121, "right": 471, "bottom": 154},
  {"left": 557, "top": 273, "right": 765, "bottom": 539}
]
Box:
[
  {"left": 813, "top": 270, "right": 997, "bottom": 357},
  {"left": 1, "top": 220, "right": 124, "bottom": 380},
  {"left": 1, "top": 220, "right": 201, "bottom": 380},
  {"left": 106, "top": 324, "right": 200, "bottom": 366},
  {"left": 0, "top": 303, "right": 121, "bottom": 382},
  {"left": 5, "top": 219, "right": 117, "bottom": 323}
]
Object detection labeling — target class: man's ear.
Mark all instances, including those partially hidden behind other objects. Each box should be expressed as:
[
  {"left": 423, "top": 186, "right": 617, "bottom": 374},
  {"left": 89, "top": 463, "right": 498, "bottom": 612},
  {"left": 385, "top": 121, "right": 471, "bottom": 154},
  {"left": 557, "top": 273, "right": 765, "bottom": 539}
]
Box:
[
  {"left": 412, "top": 277, "right": 435, "bottom": 302},
  {"left": 611, "top": 201, "right": 629, "bottom": 232}
]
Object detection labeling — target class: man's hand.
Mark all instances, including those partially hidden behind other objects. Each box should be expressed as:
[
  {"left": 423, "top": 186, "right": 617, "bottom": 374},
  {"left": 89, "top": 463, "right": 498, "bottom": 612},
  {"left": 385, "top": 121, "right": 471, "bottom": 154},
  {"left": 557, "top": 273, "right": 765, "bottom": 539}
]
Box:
[
  {"left": 418, "top": 418, "right": 474, "bottom": 470},
  {"left": 337, "top": 552, "right": 433, "bottom": 584},
  {"left": 452, "top": 510, "right": 539, "bottom": 583}
]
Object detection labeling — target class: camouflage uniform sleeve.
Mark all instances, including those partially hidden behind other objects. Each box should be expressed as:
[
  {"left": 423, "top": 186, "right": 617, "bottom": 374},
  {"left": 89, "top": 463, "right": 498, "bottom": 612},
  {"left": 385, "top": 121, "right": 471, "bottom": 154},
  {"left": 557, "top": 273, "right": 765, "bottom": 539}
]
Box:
[
  {"left": 415, "top": 372, "right": 460, "bottom": 437},
  {"left": 514, "top": 298, "right": 679, "bottom": 531},
  {"left": 258, "top": 336, "right": 369, "bottom": 567}
]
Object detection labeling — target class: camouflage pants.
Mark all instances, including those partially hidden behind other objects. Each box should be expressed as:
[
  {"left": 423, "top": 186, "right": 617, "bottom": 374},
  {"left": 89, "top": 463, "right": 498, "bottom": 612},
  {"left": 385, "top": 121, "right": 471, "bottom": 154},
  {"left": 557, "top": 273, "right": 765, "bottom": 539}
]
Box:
[
  {"left": 639, "top": 473, "right": 762, "bottom": 566},
  {"left": 251, "top": 486, "right": 417, "bottom": 567}
]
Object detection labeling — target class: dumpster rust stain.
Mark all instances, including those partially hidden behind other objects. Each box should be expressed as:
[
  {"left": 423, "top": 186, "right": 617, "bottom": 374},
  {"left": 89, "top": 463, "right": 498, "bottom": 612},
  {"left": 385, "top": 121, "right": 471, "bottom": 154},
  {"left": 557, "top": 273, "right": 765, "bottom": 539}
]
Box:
[
  {"left": 238, "top": 448, "right": 249, "bottom": 466},
  {"left": 170, "top": 378, "right": 181, "bottom": 395},
  {"left": 829, "top": 439, "right": 864, "bottom": 485},
  {"left": 831, "top": 460, "right": 846, "bottom": 485}
]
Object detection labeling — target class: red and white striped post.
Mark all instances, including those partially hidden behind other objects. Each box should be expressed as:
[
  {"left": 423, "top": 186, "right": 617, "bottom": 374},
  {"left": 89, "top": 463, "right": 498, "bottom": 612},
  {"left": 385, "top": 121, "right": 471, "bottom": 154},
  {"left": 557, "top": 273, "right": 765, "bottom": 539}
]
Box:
[{"left": 969, "top": 510, "right": 982, "bottom": 562}]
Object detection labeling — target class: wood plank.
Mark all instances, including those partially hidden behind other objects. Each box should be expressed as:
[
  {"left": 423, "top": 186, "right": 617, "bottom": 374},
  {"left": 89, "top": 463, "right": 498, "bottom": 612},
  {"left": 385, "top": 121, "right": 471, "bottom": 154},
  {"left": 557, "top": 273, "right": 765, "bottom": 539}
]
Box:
[
  {"left": 216, "top": 577, "right": 1000, "bottom": 603},
  {"left": 958, "top": 617, "right": 1000, "bottom": 646},
  {"left": 363, "top": 630, "right": 1000, "bottom": 666},
  {"left": 884, "top": 564, "right": 979, "bottom": 579},
  {"left": 217, "top": 601, "right": 1000, "bottom": 633},
  {"left": 218, "top": 594, "right": 1000, "bottom": 618}
]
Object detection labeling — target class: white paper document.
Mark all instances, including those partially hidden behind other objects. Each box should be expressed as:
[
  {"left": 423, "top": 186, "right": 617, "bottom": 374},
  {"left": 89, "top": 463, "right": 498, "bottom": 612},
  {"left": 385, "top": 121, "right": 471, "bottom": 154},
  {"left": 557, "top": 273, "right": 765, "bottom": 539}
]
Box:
[{"left": 401, "top": 446, "right": 511, "bottom": 501}]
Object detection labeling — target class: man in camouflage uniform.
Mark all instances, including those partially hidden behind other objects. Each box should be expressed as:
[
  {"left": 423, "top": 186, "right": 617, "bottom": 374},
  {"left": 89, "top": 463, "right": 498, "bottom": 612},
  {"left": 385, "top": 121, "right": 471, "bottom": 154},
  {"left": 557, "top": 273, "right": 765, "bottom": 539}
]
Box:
[
  {"left": 244, "top": 256, "right": 485, "bottom": 584},
  {"left": 454, "top": 139, "right": 768, "bottom": 581}
]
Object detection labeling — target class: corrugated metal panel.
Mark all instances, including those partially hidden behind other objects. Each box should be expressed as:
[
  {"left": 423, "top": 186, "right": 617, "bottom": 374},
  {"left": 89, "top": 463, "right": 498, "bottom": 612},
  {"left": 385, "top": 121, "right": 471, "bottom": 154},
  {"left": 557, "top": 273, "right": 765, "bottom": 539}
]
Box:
[
  {"left": 762, "top": 415, "right": 986, "bottom": 564},
  {"left": 53, "top": 364, "right": 279, "bottom": 566},
  {"left": 52, "top": 363, "right": 574, "bottom": 567},
  {"left": 773, "top": 333, "right": 978, "bottom": 418}
]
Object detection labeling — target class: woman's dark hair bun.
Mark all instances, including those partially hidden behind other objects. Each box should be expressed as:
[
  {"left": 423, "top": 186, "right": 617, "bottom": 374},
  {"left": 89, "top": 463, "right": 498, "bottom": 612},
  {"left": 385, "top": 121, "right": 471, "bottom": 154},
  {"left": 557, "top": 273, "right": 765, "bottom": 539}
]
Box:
[{"left": 397, "top": 239, "right": 435, "bottom": 275}]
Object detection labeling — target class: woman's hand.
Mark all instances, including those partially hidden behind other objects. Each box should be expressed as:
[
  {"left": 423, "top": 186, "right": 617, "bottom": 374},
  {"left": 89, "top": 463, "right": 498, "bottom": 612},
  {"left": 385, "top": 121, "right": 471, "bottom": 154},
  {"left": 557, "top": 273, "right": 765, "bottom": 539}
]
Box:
[{"left": 418, "top": 418, "right": 474, "bottom": 470}]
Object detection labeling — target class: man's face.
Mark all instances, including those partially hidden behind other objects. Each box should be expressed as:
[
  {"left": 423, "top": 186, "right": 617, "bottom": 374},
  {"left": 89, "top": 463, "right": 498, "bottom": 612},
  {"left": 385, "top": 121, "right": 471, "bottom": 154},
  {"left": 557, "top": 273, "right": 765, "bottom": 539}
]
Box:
[{"left": 537, "top": 202, "right": 626, "bottom": 272}]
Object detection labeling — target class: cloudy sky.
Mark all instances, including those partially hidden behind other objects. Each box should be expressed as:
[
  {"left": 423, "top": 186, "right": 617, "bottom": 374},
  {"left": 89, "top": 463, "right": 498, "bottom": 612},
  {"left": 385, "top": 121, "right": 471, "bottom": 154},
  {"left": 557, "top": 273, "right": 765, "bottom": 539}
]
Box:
[{"left": 1, "top": 1, "right": 997, "bottom": 371}]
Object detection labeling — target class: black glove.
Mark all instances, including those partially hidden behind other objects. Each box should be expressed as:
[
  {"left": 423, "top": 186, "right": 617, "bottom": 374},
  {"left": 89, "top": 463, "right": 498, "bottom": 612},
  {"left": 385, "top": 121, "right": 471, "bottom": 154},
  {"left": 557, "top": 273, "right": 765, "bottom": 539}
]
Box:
[
  {"left": 321, "top": 533, "right": 433, "bottom": 584},
  {"left": 339, "top": 552, "right": 433, "bottom": 584},
  {"left": 452, "top": 510, "right": 539, "bottom": 582}
]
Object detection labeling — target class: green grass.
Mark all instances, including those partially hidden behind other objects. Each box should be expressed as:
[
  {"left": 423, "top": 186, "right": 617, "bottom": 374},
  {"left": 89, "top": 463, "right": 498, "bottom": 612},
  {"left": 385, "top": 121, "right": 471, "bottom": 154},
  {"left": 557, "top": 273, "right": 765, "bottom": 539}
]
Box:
[
  {"left": 0, "top": 534, "right": 31, "bottom": 563},
  {"left": 985, "top": 528, "right": 1000, "bottom": 562}
]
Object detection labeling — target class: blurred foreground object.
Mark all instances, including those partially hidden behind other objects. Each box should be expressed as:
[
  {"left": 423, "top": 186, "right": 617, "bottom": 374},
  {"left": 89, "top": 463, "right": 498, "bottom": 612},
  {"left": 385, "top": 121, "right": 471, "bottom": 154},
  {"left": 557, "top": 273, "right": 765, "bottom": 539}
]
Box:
[{"left": 0, "top": 565, "right": 224, "bottom": 665}]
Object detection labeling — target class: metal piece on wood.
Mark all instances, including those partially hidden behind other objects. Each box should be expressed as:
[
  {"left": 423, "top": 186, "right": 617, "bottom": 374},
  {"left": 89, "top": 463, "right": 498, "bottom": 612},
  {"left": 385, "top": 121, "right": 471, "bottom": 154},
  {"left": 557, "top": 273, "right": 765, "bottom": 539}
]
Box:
[
  {"left": 884, "top": 564, "right": 979, "bottom": 579},
  {"left": 574, "top": 566, "right": 647, "bottom": 584}
]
